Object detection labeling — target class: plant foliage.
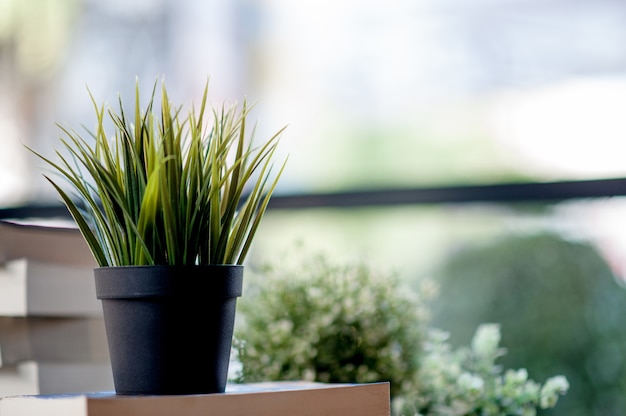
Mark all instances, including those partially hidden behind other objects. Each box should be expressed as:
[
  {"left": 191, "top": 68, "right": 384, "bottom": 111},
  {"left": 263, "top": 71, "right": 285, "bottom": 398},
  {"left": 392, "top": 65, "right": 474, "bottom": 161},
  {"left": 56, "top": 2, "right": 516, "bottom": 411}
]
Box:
[
  {"left": 234, "top": 252, "right": 430, "bottom": 398},
  {"left": 429, "top": 233, "right": 626, "bottom": 415},
  {"left": 398, "top": 324, "right": 569, "bottom": 416},
  {"left": 234, "top": 251, "right": 569, "bottom": 416},
  {"left": 32, "top": 80, "right": 286, "bottom": 267}
]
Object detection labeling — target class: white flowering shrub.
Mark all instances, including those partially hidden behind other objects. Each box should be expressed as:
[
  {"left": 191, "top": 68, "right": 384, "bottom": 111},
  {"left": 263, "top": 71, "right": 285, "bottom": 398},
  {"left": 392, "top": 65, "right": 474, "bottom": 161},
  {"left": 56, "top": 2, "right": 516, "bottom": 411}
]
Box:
[
  {"left": 233, "top": 253, "right": 430, "bottom": 398},
  {"left": 234, "top": 252, "right": 569, "bottom": 415},
  {"left": 430, "top": 233, "right": 626, "bottom": 415},
  {"left": 398, "top": 324, "right": 569, "bottom": 416}
]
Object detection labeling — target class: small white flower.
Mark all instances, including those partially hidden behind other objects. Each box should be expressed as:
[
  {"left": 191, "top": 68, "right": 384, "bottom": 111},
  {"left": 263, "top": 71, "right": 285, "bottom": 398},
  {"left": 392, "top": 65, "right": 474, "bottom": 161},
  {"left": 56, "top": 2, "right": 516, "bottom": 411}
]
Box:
[
  {"left": 544, "top": 376, "right": 570, "bottom": 394},
  {"left": 471, "top": 324, "right": 501, "bottom": 357},
  {"left": 505, "top": 368, "right": 529, "bottom": 385},
  {"left": 457, "top": 372, "right": 485, "bottom": 397},
  {"left": 540, "top": 376, "right": 570, "bottom": 408}
]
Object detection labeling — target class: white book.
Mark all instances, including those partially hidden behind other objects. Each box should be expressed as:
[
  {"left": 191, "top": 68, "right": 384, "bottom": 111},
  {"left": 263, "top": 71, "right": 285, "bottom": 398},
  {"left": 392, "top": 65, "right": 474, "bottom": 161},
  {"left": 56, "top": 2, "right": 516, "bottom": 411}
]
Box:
[
  {"left": 0, "top": 220, "right": 100, "bottom": 317},
  {"left": 0, "top": 259, "right": 100, "bottom": 317},
  {"left": 0, "top": 317, "right": 108, "bottom": 367},
  {"left": 0, "top": 381, "right": 390, "bottom": 416},
  {"left": 0, "top": 361, "right": 113, "bottom": 397},
  {"left": 0, "top": 220, "right": 95, "bottom": 267}
]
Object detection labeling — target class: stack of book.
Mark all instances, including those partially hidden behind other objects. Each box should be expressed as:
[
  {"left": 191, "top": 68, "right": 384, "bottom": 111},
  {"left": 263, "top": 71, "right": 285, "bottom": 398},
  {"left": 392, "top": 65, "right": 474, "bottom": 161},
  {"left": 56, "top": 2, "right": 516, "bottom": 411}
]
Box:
[
  {"left": 0, "top": 220, "right": 393, "bottom": 415},
  {"left": 0, "top": 220, "right": 114, "bottom": 396}
]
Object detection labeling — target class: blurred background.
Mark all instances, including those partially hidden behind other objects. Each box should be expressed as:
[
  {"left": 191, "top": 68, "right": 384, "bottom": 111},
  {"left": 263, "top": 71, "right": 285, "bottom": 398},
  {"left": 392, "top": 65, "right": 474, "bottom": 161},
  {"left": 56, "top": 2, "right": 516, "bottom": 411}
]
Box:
[{"left": 3, "top": 0, "right": 626, "bottom": 414}]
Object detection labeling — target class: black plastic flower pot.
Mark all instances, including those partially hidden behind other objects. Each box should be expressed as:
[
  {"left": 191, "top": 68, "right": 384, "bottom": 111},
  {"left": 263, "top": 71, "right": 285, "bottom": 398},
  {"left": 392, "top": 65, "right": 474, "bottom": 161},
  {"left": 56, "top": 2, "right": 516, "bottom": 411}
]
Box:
[{"left": 94, "top": 265, "right": 243, "bottom": 395}]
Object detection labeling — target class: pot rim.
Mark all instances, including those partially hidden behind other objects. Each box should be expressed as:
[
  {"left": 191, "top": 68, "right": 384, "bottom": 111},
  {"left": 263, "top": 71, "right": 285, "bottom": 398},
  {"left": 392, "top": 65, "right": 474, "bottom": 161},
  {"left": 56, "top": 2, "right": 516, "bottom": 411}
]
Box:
[
  {"left": 94, "top": 264, "right": 244, "bottom": 300},
  {"left": 95, "top": 264, "right": 244, "bottom": 270}
]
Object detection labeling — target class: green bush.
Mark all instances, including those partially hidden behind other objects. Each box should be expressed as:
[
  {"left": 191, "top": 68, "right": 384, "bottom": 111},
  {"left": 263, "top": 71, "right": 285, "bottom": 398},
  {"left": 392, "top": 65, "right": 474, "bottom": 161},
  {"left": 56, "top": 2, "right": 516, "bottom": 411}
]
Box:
[
  {"left": 233, "top": 253, "right": 429, "bottom": 398},
  {"left": 399, "top": 324, "right": 569, "bottom": 416},
  {"left": 234, "top": 251, "right": 568, "bottom": 416},
  {"left": 430, "top": 232, "right": 626, "bottom": 415}
]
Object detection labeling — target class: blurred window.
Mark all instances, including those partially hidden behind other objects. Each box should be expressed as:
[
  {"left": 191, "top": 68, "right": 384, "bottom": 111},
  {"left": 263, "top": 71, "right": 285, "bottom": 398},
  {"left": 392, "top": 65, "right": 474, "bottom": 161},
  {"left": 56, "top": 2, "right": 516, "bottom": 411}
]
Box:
[{"left": 2, "top": 0, "right": 626, "bottom": 205}]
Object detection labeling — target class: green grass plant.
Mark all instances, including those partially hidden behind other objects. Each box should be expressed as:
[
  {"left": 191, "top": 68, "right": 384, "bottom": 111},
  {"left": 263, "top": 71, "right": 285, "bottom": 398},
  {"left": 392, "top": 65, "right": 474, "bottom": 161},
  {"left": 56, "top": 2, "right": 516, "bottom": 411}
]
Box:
[{"left": 32, "top": 80, "right": 286, "bottom": 267}]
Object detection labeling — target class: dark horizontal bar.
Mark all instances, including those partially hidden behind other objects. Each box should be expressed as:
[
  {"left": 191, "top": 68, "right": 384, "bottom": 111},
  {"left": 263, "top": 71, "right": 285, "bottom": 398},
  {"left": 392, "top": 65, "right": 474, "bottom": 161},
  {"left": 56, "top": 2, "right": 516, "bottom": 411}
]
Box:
[
  {"left": 1, "top": 178, "right": 626, "bottom": 219},
  {"left": 0, "top": 204, "right": 73, "bottom": 220},
  {"left": 267, "top": 178, "right": 626, "bottom": 209}
]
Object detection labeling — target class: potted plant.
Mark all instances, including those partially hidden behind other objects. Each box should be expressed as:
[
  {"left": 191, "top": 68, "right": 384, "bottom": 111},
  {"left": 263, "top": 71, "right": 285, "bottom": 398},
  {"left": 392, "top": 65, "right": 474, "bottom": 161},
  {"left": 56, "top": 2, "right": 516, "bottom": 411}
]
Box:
[{"left": 30, "top": 80, "right": 286, "bottom": 395}]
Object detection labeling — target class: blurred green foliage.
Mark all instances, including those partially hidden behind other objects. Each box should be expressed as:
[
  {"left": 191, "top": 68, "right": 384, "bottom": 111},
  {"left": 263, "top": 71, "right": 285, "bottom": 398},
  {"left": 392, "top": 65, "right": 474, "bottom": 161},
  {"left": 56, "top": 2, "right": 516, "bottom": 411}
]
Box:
[
  {"left": 234, "top": 253, "right": 429, "bottom": 398},
  {"left": 399, "top": 324, "right": 568, "bottom": 416},
  {"left": 430, "top": 232, "right": 626, "bottom": 416},
  {"left": 233, "top": 250, "right": 569, "bottom": 416}
]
